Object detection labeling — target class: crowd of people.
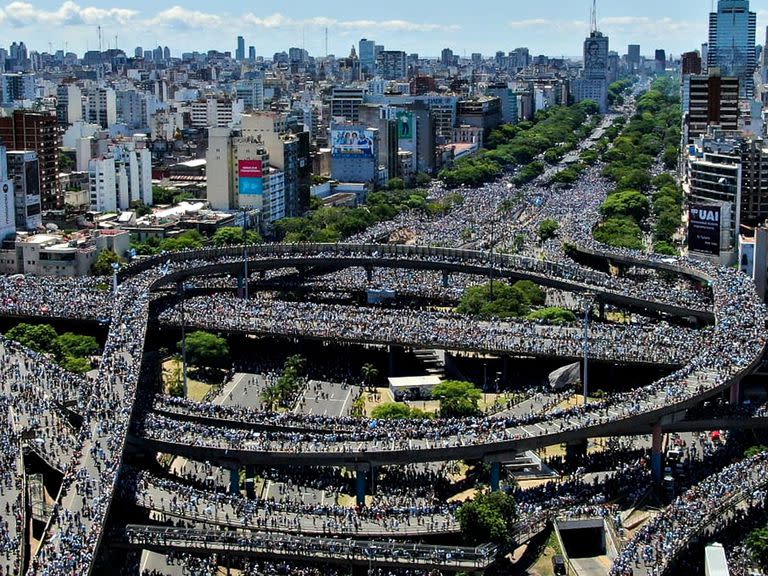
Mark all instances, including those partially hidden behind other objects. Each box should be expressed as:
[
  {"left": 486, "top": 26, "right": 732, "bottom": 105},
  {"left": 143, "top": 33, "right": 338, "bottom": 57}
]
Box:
[
  {"left": 0, "top": 88, "right": 765, "bottom": 576},
  {"left": 610, "top": 451, "right": 768, "bottom": 575},
  {"left": 159, "top": 293, "right": 700, "bottom": 369}
]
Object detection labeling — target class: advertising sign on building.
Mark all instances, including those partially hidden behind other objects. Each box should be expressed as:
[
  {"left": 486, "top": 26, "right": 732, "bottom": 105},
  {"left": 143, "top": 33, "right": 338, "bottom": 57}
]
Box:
[
  {"left": 238, "top": 160, "right": 263, "bottom": 195},
  {"left": 331, "top": 129, "right": 374, "bottom": 158},
  {"left": 396, "top": 111, "right": 414, "bottom": 141},
  {"left": 688, "top": 204, "right": 721, "bottom": 255}
]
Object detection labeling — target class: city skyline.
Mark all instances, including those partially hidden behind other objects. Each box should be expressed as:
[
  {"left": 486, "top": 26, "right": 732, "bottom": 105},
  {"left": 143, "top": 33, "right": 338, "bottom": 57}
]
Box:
[{"left": 2, "top": 0, "right": 768, "bottom": 59}]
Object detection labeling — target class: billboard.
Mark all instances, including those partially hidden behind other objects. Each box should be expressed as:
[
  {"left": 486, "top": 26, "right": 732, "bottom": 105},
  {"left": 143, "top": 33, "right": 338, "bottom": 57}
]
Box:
[
  {"left": 238, "top": 160, "right": 263, "bottom": 195},
  {"left": 331, "top": 129, "right": 375, "bottom": 158},
  {"left": 396, "top": 111, "right": 414, "bottom": 141},
  {"left": 688, "top": 204, "right": 721, "bottom": 255}
]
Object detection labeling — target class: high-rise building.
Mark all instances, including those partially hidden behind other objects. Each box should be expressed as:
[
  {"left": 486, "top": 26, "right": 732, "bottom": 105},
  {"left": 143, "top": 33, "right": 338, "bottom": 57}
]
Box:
[
  {"left": 331, "top": 87, "right": 367, "bottom": 122},
  {"left": 376, "top": 51, "right": 407, "bottom": 80},
  {"left": 7, "top": 151, "right": 41, "bottom": 231},
  {"left": 0, "top": 147, "right": 15, "bottom": 242},
  {"left": 1, "top": 73, "right": 35, "bottom": 103},
  {"left": 235, "top": 78, "right": 265, "bottom": 111},
  {"left": 682, "top": 51, "right": 703, "bottom": 75},
  {"left": 56, "top": 84, "right": 83, "bottom": 125},
  {"left": 88, "top": 137, "right": 152, "bottom": 213},
  {"left": 655, "top": 49, "right": 667, "bottom": 72},
  {"left": 441, "top": 48, "right": 455, "bottom": 67},
  {"left": 708, "top": 0, "right": 757, "bottom": 98},
  {"left": 248, "top": 46, "right": 256, "bottom": 61},
  {"left": 83, "top": 87, "right": 117, "bottom": 129},
  {"left": 236, "top": 36, "right": 245, "bottom": 62},
  {"left": 240, "top": 113, "right": 310, "bottom": 217},
  {"left": 359, "top": 39, "right": 376, "bottom": 76},
  {"left": 0, "top": 110, "right": 60, "bottom": 210},
  {"left": 572, "top": 28, "right": 609, "bottom": 113},
  {"left": 206, "top": 126, "right": 270, "bottom": 213},
  {"left": 627, "top": 44, "right": 641, "bottom": 71},
  {"left": 684, "top": 71, "right": 740, "bottom": 143}
]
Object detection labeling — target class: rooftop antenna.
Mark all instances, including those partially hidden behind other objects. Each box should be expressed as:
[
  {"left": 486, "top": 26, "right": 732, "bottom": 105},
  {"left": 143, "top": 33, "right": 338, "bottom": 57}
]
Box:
[
  {"left": 97, "top": 25, "right": 104, "bottom": 82},
  {"left": 591, "top": 0, "right": 598, "bottom": 33}
]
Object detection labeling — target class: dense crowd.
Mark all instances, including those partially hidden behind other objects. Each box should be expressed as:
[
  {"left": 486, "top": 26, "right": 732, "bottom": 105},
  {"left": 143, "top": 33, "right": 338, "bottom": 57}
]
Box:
[
  {"left": 159, "top": 293, "right": 700, "bottom": 367},
  {"left": 610, "top": 451, "right": 768, "bottom": 575}
]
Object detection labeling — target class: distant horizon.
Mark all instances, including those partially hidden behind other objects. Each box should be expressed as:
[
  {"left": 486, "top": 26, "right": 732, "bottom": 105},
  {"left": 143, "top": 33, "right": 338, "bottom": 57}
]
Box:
[{"left": 0, "top": 0, "right": 766, "bottom": 60}]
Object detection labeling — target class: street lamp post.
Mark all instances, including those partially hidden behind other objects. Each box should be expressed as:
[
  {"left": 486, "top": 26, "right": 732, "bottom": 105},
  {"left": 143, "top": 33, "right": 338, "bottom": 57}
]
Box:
[
  {"left": 178, "top": 282, "right": 188, "bottom": 398},
  {"left": 242, "top": 207, "right": 249, "bottom": 300},
  {"left": 111, "top": 262, "right": 120, "bottom": 295},
  {"left": 489, "top": 218, "right": 495, "bottom": 299},
  {"left": 582, "top": 294, "right": 593, "bottom": 404}
]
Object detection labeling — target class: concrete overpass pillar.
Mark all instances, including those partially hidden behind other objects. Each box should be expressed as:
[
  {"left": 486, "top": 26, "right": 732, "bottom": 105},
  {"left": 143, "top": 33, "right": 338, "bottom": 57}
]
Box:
[
  {"left": 565, "top": 439, "right": 588, "bottom": 462},
  {"left": 652, "top": 424, "right": 664, "bottom": 485},
  {"left": 598, "top": 300, "right": 606, "bottom": 321},
  {"left": 229, "top": 466, "right": 240, "bottom": 495},
  {"left": 490, "top": 461, "right": 502, "bottom": 492},
  {"left": 355, "top": 469, "right": 367, "bottom": 507},
  {"left": 501, "top": 355, "right": 510, "bottom": 386},
  {"left": 388, "top": 346, "right": 398, "bottom": 377},
  {"left": 730, "top": 380, "right": 742, "bottom": 405},
  {"left": 365, "top": 266, "right": 373, "bottom": 282},
  {"left": 442, "top": 270, "right": 450, "bottom": 288}
]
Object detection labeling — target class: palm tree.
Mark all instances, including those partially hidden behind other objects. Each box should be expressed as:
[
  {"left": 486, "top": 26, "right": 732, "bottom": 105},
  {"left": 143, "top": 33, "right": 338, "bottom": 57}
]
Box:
[{"left": 361, "top": 363, "right": 379, "bottom": 392}]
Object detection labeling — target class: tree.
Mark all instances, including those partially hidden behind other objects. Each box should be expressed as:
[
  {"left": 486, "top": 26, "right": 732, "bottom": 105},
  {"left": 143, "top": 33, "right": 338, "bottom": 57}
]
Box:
[
  {"left": 387, "top": 177, "right": 405, "bottom": 190},
  {"left": 181, "top": 331, "right": 230, "bottom": 368},
  {"left": 60, "top": 356, "right": 92, "bottom": 374},
  {"left": 457, "top": 283, "right": 530, "bottom": 320},
  {"left": 538, "top": 219, "right": 560, "bottom": 242},
  {"left": 414, "top": 172, "right": 432, "bottom": 186},
  {"left": 6, "top": 323, "right": 61, "bottom": 355},
  {"left": 747, "top": 526, "right": 768, "bottom": 568},
  {"left": 161, "top": 230, "right": 204, "bottom": 252},
  {"left": 456, "top": 490, "right": 517, "bottom": 547},
  {"left": 361, "top": 363, "right": 379, "bottom": 392},
  {"left": 91, "top": 250, "right": 122, "bottom": 276},
  {"left": 527, "top": 307, "right": 577, "bottom": 324},
  {"left": 212, "top": 226, "right": 262, "bottom": 246},
  {"left": 432, "top": 380, "right": 482, "bottom": 418},
  {"left": 57, "top": 332, "right": 99, "bottom": 358},
  {"left": 513, "top": 280, "right": 545, "bottom": 307},
  {"left": 599, "top": 190, "right": 650, "bottom": 223},
  {"left": 370, "top": 403, "right": 429, "bottom": 420}
]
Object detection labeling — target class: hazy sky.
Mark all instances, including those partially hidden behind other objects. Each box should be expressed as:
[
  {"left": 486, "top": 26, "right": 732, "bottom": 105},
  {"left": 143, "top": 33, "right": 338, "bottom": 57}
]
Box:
[{"left": 2, "top": 0, "right": 768, "bottom": 59}]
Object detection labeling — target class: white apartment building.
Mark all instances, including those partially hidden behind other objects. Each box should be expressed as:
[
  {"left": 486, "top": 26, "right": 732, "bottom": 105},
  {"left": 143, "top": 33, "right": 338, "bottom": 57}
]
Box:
[
  {"left": 56, "top": 83, "right": 83, "bottom": 125},
  {"left": 190, "top": 98, "right": 244, "bottom": 128},
  {"left": 88, "top": 137, "right": 152, "bottom": 212},
  {"left": 83, "top": 87, "right": 117, "bottom": 129}
]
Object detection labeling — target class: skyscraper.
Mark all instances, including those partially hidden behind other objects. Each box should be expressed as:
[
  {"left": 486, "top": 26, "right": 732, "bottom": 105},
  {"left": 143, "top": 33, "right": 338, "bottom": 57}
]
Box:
[
  {"left": 572, "top": 2, "right": 609, "bottom": 113},
  {"left": 708, "top": 0, "right": 757, "bottom": 98},
  {"left": 236, "top": 36, "right": 245, "bottom": 62},
  {"left": 627, "top": 44, "right": 641, "bottom": 71},
  {"left": 359, "top": 39, "right": 376, "bottom": 76}
]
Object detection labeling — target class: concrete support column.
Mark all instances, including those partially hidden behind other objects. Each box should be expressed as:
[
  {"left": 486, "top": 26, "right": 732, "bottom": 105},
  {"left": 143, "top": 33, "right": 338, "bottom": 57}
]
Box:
[
  {"left": 490, "top": 461, "right": 502, "bottom": 492},
  {"left": 442, "top": 270, "right": 450, "bottom": 288},
  {"left": 355, "top": 468, "right": 367, "bottom": 507},
  {"left": 730, "top": 380, "right": 742, "bottom": 405},
  {"left": 369, "top": 465, "right": 377, "bottom": 495},
  {"left": 598, "top": 300, "right": 606, "bottom": 321},
  {"left": 229, "top": 466, "right": 240, "bottom": 495},
  {"left": 565, "top": 439, "right": 588, "bottom": 462},
  {"left": 365, "top": 266, "right": 373, "bottom": 282},
  {"left": 501, "top": 356, "right": 510, "bottom": 386},
  {"left": 651, "top": 424, "right": 664, "bottom": 485},
  {"left": 237, "top": 276, "right": 245, "bottom": 299},
  {"left": 388, "top": 346, "right": 397, "bottom": 377}
]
